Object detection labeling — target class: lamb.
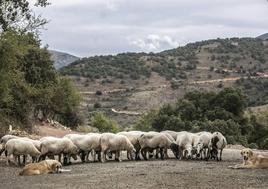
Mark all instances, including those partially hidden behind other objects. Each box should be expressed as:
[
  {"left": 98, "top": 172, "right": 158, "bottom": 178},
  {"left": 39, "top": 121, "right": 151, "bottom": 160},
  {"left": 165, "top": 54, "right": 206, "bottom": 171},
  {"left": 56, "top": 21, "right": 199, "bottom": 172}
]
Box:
[
  {"left": 176, "top": 131, "right": 196, "bottom": 159},
  {"left": 64, "top": 133, "right": 102, "bottom": 162},
  {"left": 39, "top": 136, "right": 79, "bottom": 165},
  {"left": 100, "top": 133, "right": 135, "bottom": 163},
  {"left": 193, "top": 132, "right": 212, "bottom": 160},
  {"left": 208, "top": 132, "right": 227, "bottom": 161},
  {"left": 117, "top": 131, "right": 144, "bottom": 160},
  {"left": 138, "top": 132, "right": 179, "bottom": 160},
  {"left": 5, "top": 138, "right": 41, "bottom": 166}
]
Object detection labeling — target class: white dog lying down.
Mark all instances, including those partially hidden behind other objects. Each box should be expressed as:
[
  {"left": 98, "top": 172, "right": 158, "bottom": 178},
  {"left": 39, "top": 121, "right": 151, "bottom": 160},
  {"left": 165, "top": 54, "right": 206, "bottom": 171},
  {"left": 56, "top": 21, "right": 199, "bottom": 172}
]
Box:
[
  {"left": 19, "top": 160, "right": 71, "bottom": 176},
  {"left": 229, "top": 148, "right": 268, "bottom": 169}
]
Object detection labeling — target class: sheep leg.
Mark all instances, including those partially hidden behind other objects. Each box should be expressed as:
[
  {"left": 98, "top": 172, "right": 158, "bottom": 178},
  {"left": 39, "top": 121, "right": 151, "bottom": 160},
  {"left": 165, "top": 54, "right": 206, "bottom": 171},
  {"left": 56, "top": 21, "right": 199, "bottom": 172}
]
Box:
[
  {"left": 219, "top": 149, "right": 223, "bottom": 161},
  {"left": 216, "top": 150, "right": 219, "bottom": 161},
  {"left": 14, "top": 155, "right": 20, "bottom": 166},
  {"left": 141, "top": 149, "right": 147, "bottom": 160},
  {"left": 101, "top": 150, "right": 107, "bottom": 163},
  {"left": 160, "top": 148, "right": 164, "bottom": 160},
  {"left": 63, "top": 154, "right": 69, "bottom": 165},
  {"left": 115, "top": 151, "right": 121, "bottom": 162},
  {"left": 23, "top": 155, "right": 26, "bottom": 165},
  {"left": 6, "top": 154, "right": 12, "bottom": 166},
  {"left": 85, "top": 151, "right": 90, "bottom": 162},
  {"left": 80, "top": 151, "right": 86, "bottom": 162},
  {"left": 135, "top": 149, "right": 141, "bottom": 161},
  {"left": 155, "top": 149, "right": 159, "bottom": 159},
  {"left": 164, "top": 148, "right": 169, "bottom": 159},
  {"left": 97, "top": 151, "right": 101, "bottom": 162},
  {"left": 126, "top": 151, "right": 130, "bottom": 160},
  {"left": 58, "top": 154, "right": 62, "bottom": 163}
]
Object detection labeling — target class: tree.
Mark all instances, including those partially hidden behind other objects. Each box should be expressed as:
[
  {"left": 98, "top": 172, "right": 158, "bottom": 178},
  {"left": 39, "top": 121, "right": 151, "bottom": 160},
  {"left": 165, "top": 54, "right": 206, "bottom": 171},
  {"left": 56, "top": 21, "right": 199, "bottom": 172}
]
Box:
[{"left": 0, "top": 0, "right": 49, "bottom": 32}]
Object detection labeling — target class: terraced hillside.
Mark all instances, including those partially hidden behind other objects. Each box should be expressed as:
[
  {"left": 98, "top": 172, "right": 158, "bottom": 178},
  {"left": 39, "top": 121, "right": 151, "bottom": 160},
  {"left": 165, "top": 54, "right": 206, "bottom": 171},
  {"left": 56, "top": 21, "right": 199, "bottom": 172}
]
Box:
[{"left": 60, "top": 38, "right": 268, "bottom": 127}]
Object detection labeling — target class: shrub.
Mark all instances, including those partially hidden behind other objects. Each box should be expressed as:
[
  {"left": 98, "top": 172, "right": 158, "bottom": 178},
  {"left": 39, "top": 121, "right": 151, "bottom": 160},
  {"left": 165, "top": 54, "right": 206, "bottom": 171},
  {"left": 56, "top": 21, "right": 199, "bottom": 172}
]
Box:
[
  {"left": 95, "top": 90, "right": 102, "bottom": 96},
  {"left": 248, "top": 143, "right": 259, "bottom": 149},
  {"left": 93, "top": 102, "right": 102, "bottom": 109},
  {"left": 90, "top": 112, "right": 120, "bottom": 133}
]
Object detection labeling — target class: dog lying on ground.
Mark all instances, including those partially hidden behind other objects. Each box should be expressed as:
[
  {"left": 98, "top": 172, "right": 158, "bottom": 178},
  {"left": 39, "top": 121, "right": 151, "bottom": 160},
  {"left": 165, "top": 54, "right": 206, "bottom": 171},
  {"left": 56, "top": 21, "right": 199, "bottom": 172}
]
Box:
[
  {"left": 229, "top": 148, "right": 268, "bottom": 169},
  {"left": 19, "top": 159, "right": 69, "bottom": 176}
]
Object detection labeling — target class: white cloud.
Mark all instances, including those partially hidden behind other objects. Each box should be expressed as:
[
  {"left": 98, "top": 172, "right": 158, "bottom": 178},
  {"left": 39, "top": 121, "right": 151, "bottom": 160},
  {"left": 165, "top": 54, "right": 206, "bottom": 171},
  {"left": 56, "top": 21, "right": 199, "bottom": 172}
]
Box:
[{"left": 129, "top": 34, "right": 180, "bottom": 51}]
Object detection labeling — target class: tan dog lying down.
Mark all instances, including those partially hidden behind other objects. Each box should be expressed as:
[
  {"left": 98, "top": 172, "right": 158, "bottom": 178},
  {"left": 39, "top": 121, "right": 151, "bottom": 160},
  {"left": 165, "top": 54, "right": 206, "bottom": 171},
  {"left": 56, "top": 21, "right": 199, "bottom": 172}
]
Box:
[
  {"left": 229, "top": 148, "right": 268, "bottom": 169},
  {"left": 19, "top": 160, "right": 69, "bottom": 176}
]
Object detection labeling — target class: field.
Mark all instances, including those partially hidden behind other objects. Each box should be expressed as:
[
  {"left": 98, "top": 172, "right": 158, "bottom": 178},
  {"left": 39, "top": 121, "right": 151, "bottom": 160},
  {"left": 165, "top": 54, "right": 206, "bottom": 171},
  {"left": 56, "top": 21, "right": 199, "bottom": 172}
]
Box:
[{"left": 1, "top": 149, "right": 268, "bottom": 189}]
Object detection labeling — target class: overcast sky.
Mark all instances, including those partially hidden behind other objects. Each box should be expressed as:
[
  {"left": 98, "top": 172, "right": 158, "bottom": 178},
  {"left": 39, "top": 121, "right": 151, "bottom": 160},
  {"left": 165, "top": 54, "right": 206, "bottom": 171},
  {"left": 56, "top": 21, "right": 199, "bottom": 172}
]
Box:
[{"left": 33, "top": 0, "right": 268, "bottom": 57}]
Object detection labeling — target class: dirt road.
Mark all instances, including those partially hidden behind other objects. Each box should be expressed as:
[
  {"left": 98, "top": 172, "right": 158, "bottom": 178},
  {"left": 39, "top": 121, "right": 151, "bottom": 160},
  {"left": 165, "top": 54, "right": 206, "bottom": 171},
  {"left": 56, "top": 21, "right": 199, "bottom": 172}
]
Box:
[{"left": 1, "top": 149, "right": 268, "bottom": 189}]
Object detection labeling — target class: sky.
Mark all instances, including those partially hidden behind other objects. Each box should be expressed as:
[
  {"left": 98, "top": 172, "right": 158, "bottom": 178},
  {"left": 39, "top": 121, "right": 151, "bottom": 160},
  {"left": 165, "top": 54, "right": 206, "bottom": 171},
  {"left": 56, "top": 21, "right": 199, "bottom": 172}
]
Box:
[{"left": 32, "top": 0, "right": 268, "bottom": 57}]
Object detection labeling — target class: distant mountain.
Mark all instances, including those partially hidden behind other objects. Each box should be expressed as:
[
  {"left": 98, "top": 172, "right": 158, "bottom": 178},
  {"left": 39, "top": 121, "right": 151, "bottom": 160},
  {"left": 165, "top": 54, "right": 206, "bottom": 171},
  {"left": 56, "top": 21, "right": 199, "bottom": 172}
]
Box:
[
  {"left": 60, "top": 37, "right": 268, "bottom": 126},
  {"left": 49, "top": 50, "right": 79, "bottom": 69},
  {"left": 256, "top": 33, "right": 268, "bottom": 40}
]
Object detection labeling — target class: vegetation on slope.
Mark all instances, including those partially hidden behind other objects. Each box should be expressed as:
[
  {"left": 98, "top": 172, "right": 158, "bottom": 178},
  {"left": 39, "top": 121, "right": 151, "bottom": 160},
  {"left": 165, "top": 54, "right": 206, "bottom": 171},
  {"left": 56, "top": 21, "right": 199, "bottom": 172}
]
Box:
[
  {"left": 135, "top": 88, "right": 268, "bottom": 149},
  {"left": 61, "top": 37, "right": 268, "bottom": 82}
]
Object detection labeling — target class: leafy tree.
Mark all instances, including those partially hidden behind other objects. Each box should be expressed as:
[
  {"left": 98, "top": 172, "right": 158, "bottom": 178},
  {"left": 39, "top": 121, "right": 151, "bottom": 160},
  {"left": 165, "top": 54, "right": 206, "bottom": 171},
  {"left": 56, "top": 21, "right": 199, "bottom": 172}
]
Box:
[{"left": 0, "top": 0, "right": 49, "bottom": 32}]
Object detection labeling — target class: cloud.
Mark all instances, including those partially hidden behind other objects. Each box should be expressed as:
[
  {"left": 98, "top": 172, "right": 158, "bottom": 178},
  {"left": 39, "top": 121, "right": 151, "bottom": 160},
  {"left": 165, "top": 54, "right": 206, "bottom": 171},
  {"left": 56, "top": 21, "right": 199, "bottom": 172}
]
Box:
[{"left": 129, "top": 34, "right": 179, "bottom": 51}]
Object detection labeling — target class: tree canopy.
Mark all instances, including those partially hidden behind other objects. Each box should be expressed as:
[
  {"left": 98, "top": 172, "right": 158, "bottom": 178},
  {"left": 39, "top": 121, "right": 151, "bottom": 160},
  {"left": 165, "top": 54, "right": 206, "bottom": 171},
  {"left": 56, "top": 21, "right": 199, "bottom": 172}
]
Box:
[{"left": 0, "top": 0, "right": 82, "bottom": 132}]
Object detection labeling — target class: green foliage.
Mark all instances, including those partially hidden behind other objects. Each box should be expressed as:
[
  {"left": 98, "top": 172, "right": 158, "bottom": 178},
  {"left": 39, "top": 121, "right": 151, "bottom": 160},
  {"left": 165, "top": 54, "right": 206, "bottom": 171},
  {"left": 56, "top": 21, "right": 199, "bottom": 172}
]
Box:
[
  {"left": 235, "top": 78, "right": 268, "bottom": 106},
  {"left": 135, "top": 88, "right": 268, "bottom": 149},
  {"left": 134, "top": 109, "right": 158, "bottom": 132},
  {"left": 0, "top": 30, "right": 82, "bottom": 131},
  {"left": 61, "top": 53, "right": 151, "bottom": 80},
  {"left": 90, "top": 112, "right": 120, "bottom": 133},
  {"left": 0, "top": 0, "right": 49, "bottom": 32}
]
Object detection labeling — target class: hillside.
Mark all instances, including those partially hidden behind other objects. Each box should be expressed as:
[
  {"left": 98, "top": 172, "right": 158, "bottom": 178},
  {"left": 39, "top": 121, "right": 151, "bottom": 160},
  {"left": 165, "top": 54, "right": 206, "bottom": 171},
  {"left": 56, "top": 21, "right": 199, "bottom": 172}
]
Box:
[
  {"left": 60, "top": 37, "right": 268, "bottom": 127},
  {"left": 256, "top": 33, "right": 268, "bottom": 40},
  {"left": 50, "top": 50, "right": 80, "bottom": 69}
]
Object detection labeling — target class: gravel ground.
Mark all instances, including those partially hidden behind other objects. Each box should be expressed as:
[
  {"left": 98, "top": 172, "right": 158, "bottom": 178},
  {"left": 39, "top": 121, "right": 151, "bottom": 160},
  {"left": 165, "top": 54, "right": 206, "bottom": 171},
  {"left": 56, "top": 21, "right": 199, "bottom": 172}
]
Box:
[{"left": 1, "top": 149, "right": 268, "bottom": 189}]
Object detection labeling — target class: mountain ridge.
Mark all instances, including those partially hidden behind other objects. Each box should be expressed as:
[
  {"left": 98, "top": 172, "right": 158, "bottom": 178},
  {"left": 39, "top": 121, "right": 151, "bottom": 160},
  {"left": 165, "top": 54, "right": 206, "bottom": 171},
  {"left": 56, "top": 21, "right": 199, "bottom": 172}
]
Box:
[
  {"left": 59, "top": 37, "right": 268, "bottom": 126},
  {"left": 49, "top": 50, "right": 80, "bottom": 69},
  {"left": 256, "top": 33, "right": 268, "bottom": 40}
]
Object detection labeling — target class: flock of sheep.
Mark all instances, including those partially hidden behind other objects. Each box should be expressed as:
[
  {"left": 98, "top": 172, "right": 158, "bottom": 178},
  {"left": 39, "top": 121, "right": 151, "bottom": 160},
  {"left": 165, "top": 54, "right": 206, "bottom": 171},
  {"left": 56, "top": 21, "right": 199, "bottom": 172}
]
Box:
[{"left": 0, "top": 130, "right": 227, "bottom": 166}]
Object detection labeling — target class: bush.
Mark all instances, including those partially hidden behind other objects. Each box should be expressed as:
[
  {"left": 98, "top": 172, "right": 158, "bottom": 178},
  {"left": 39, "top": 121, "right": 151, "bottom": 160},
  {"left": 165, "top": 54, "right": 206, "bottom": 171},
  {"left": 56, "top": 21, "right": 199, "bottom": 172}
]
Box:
[
  {"left": 95, "top": 90, "right": 102, "bottom": 96},
  {"left": 90, "top": 112, "right": 120, "bottom": 133},
  {"left": 93, "top": 102, "right": 102, "bottom": 109},
  {"left": 134, "top": 109, "right": 158, "bottom": 132},
  {"left": 248, "top": 143, "right": 259, "bottom": 149}
]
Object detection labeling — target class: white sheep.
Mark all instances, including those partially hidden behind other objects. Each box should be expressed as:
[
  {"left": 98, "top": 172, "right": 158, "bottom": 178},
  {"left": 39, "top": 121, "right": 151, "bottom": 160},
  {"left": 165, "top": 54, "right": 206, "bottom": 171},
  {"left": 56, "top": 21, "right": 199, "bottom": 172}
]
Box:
[
  {"left": 176, "top": 131, "right": 196, "bottom": 159},
  {"left": 117, "top": 131, "right": 144, "bottom": 160},
  {"left": 64, "top": 133, "right": 102, "bottom": 162},
  {"left": 39, "top": 136, "right": 79, "bottom": 165},
  {"left": 1, "top": 135, "right": 41, "bottom": 164},
  {"left": 5, "top": 138, "right": 41, "bottom": 166},
  {"left": 209, "top": 132, "right": 227, "bottom": 161},
  {"left": 193, "top": 132, "right": 212, "bottom": 160},
  {"left": 161, "top": 130, "right": 179, "bottom": 141},
  {"left": 138, "top": 132, "right": 179, "bottom": 160},
  {"left": 0, "top": 135, "right": 20, "bottom": 156},
  {"left": 100, "top": 133, "right": 135, "bottom": 163}
]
